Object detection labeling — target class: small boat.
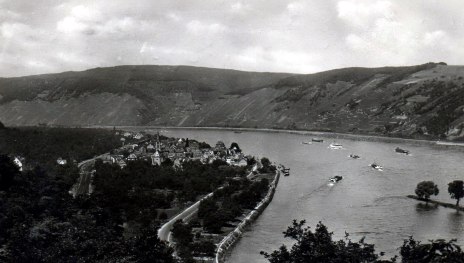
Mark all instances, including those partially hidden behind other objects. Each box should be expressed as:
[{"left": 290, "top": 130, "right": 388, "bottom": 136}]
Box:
[
  {"left": 329, "top": 143, "right": 343, "bottom": 149},
  {"left": 370, "top": 163, "right": 383, "bottom": 171},
  {"left": 234, "top": 131, "right": 242, "bottom": 134},
  {"left": 349, "top": 154, "right": 360, "bottom": 159},
  {"left": 395, "top": 147, "right": 409, "bottom": 155},
  {"left": 329, "top": 176, "right": 343, "bottom": 183},
  {"left": 280, "top": 166, "right": 290, "bottom": 176},
  {"left": 302, "top": 141, "right": 312, "bottom": 145},
  {"left": 312, "top": 138, "right": 324, "bottom": 142}
]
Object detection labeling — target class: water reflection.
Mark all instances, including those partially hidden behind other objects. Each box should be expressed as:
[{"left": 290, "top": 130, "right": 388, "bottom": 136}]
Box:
[
  {"left": 447, "top": 210, "right": 463, "bottom": 236},
  {"left": 415, "top": 202, "right": 439, "bottom": 212}
]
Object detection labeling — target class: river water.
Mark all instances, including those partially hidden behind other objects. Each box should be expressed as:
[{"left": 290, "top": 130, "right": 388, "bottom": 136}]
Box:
[{"left": 139, "top": 128, "right": 464, "bottom": 262}]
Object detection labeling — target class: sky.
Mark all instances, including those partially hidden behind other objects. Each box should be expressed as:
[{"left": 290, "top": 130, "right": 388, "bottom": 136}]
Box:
[{"left": 1, "top": 0, "right": 464, "bottom": 77}]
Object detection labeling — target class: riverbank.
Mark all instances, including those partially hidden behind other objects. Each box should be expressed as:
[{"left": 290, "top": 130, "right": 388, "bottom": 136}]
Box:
[
  {"left": 216, "top": 170, "right": 280, "bottom": 263},
  {"left": 79, "top": 125, "right": 464, "bottom": 149},
  {"left": 407, "top": 195, "right": 464, "bottom": 211}
]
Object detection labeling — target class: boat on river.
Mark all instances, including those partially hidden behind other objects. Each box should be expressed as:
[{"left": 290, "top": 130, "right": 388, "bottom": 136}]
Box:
[
  {"left": 329, "top": 175, "right": 343, "bottom": 183},
  {"left": 280, "top": 165, "right": 290, "bottom": 176},
  {"left": 312, "top": 138, "right": 324, "bottom": 142},
  {"left": 302, "top": 141, "right": 312, "bottom": 145},
  {"left": 370, "top": 163, "right": 383, "bottom": 171},
  {"left": 329, "top": 143, "right": 343, "bottom": 149},
  {"left": 395, "top": 147, "right": 409, "bottom": 155},
  {"left": 349, "top": 154, "right": 360, "bottom": 159}
]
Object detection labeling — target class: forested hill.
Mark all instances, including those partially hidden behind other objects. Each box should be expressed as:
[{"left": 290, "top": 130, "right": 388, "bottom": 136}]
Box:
[{"left": 1, "top": 62, "right": 464, "bottom": 140}]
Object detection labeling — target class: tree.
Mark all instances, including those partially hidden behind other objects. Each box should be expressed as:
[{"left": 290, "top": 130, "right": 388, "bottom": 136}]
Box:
[
  {"left": 161, "top": 158, "right": 174, "bottom": 167},
  {"left": 171, "top": 220, "right": 193, "bottom": 246},
  {"left": 192, "top": 240, "right": 216, "bottom": 257},
  {"left": 230, "top": 142, "right": 241, "bottom": 152},
  {"left": 261, "top": 220, "right": 386, "bottom": 263},
  {"left": 203, "top": 212, "right": 223, "bottom": 233},
  {"left": 131, "top": 225, "right": 175, "bottom": 263},
  {"left": 199, "top": 142, "right": 211, "bottom": 149},
  {"left": 0, "top": 154, "right": 20, "bottom": 190},
  {"left": 261, "top": 157, "right": 271, "bottom": 168},
  {"left": 262, "top": 220, "right": 464, "bottom": 263},
  {"left": 198, "top": 198, "right": 218, "bottom": 219},
  {"left": 448, "top": 180, "right": 464, "bottom": 207},
  {"left": 400, "top": 237, "right": 464, "bottom": 263},
  {"left": 159, "top": 212, "right": 168, "bottom": 220},
  {"left": 415, "top": 181, "right": 439, "bottom": 203}
]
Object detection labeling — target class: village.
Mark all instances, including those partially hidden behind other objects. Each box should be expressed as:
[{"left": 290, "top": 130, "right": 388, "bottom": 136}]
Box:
[{"left": 105, "top": 131, "right": 250, "bottom": 170}]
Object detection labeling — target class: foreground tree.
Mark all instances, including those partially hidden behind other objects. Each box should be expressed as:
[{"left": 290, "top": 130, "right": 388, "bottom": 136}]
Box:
[
  {"left": 400, "top": 237, "right": 464, "bottom": 263},
  {"left": 260, "top": 220, "right": 386, "bottom": 263},
  {"left": 0, "top": 154, "right": 20, "bottom": 190},
  {"left": 448, "top": 180, "right": 464, "bottom": 207},
  {"left": 262, "top": 220, "right": 464, "bottom": 263},
  {"left": 415, "top": 181, "right": 439, "bottom": 203}
]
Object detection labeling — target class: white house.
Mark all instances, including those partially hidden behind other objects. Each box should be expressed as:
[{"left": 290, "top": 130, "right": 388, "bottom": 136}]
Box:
[
  {"left": 13, "top": 157, "right": 23, "bottom": 171},
  {"left": 56, "top": 157, "right": 67, "bottom": 165}
]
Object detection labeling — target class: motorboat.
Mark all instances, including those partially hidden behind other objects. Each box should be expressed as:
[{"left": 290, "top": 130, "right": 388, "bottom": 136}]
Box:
[
  {"left": 395, "top": 147, "right": 409, "bottom": 155},
  {"left": 329, "top": 176, "right": 343, "bottom": 183},
  {"left": 280, "top": 165, "right": 290, "bottom": 176},
  {"left": 349, "top": 154, "right": 360, "bottom": 159},
  {"left": 370, "top": 163, "right": 383, "bottom": 171},
  {"left": 312, "top": 138, "right": 324, "bottom": 143},
  {"left": 329, "top": 143, "right": 343, "bottom": 149}
]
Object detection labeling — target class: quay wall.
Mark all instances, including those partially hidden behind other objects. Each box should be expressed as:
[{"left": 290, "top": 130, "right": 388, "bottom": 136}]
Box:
[{"left": 215, "top": 170, "right": 280, "bottom": 263}]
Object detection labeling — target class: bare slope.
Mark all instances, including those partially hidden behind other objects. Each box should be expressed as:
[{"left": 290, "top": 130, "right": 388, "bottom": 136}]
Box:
[{"left": 1, "top": 63, "right": 464, "bottom": 140}]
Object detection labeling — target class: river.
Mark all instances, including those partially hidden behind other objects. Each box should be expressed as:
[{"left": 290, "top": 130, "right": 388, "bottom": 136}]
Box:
[{"left": 134, "top": 128, "right": 464, "bottom": 262}]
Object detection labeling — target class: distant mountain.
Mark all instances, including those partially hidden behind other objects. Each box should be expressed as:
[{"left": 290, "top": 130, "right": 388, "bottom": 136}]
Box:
[{"left": 1, "top": 63, "right": 464, "bottom": 140}]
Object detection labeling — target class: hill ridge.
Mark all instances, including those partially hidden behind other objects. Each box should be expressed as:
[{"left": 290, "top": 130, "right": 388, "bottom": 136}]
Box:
[{"left": 1, "top": 62, "right": 463, "bottom": 140}]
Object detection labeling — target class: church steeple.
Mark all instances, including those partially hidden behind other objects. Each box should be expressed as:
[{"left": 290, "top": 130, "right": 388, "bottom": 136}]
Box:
[{"left": 155, "top": 131, "right": 160, "bottom": 151}]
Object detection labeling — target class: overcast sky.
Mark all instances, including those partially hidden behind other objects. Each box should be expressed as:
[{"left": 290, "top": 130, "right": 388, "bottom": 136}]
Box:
[{"left": 1, "top": 0, "right": 463, "bottom": 77}]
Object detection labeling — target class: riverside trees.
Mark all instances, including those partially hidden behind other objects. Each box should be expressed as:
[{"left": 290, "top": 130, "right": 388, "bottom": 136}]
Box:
[
  {"left": 415, "top": 181, "right": 439, "bottom": 203},
  {"left": 448, "top": 180, "right": 464, "bottom": 207}
]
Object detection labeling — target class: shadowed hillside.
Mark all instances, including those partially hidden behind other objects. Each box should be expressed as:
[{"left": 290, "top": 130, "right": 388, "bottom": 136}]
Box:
[{"left": 1, "top": 63, "right": 464, "bottom": 140}]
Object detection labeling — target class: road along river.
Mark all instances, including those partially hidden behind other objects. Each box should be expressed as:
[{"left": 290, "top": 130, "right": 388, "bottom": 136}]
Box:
[{"left": 133, "top": 128, "right": 464, "bottom": 262}]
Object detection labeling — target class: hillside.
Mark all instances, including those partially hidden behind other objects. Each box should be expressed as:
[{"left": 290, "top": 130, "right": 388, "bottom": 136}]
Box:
[{"left": 1, "top": 63, "right": 464, "bottom": 140}]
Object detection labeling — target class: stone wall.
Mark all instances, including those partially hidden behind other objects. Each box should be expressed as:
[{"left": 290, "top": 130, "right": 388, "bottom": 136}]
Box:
[{"left": 215, "top": 171, "right": 280, "bottom": 263}]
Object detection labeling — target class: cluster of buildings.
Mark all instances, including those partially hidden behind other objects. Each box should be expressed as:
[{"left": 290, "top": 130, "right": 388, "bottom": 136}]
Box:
[{"left": 107, "top": 132, "right": 249, "bottom": 169}]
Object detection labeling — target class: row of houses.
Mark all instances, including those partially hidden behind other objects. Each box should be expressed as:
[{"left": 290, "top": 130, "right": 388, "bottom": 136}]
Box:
[{"left": 107, "top": 133, "right": 249, "bottom": 169}]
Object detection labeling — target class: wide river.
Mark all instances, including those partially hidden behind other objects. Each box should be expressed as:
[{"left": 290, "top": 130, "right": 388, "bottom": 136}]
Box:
[{"left": 136, "top": 128, "right": 464, "bottom": 262}]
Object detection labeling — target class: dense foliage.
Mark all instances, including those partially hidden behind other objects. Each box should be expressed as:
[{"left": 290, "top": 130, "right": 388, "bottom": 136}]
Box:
[
  {"left": 0, "top": 154, "right": 20, "bottom": 190},
  {"left": 261, "top": 220, "right": 384, "bottom": 263},
  {"left": 415, "top": 181, "right": 439, "bottom": 201},
  {"left": 448, "top": 180, "right": 464, "bottom": 207},
  {"left": 0, "top": 155, "right": 174, "bottom": 262},
  {"left": 197, "top": 177, "right": 269, "bottom": 233},
  {"left": 400, "top": 237, "right": 464, "bottom": 263},
  {"left": 262, "top": 220, "right": 464, "bottom": 263},
  {"left": 0, "top": 127, "right": 123, "bottom": 168},
  {"left": 259, "top": 157, "right": 276, "bottom": 173}
]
